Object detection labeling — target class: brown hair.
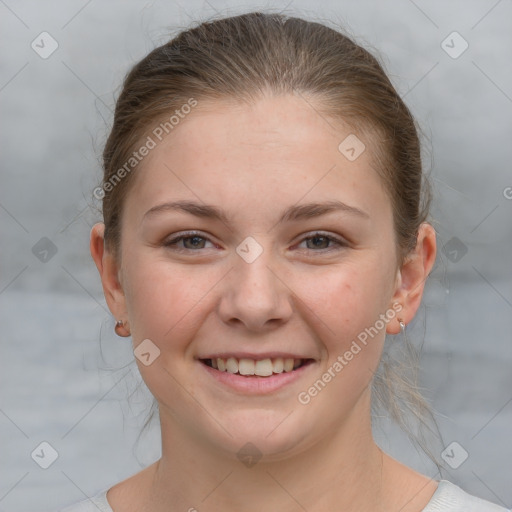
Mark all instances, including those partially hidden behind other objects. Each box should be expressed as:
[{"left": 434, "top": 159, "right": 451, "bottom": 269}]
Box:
[{"left": 97, "top": 11, "right": 444, "bottom": 470}]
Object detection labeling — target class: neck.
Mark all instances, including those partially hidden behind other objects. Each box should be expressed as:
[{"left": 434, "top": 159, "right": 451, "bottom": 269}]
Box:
[{"left": 146, "top": 387, "right": 390, "bottom": 512}]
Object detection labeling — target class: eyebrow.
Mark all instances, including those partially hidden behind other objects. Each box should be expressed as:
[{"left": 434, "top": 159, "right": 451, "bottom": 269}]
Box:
[{"left": 142, "top": 199, "right": 370, "bottom": 224}]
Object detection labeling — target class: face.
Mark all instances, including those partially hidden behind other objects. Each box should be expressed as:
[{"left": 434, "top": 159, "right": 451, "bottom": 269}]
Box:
[{"left": 103, "top": 94, "right": 405, "bottom": 459}]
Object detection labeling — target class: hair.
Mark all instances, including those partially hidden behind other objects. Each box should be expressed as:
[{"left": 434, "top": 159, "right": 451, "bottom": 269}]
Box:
[{"left": 96, "top": 11, "right": 445, "bottom": 471}]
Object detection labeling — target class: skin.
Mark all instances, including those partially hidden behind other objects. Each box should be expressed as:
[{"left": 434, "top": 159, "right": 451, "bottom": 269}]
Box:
[{"left": 91, "top": 93, "right": 438, "bottom": 512}]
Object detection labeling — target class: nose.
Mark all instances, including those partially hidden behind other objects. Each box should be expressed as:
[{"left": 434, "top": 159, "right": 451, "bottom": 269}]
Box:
[{"left": 217, "top": 244, "right": 294, "bottom": 332}]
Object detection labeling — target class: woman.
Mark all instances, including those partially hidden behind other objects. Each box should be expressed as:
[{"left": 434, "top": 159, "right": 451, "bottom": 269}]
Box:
[{"left": 60, "top": 11, "right": 508, "bottom": 512}]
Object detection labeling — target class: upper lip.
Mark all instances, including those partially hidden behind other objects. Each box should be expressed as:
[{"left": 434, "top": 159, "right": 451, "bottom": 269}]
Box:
[{"left": 197, "top": 352, "right": 315, "bottom": 360}]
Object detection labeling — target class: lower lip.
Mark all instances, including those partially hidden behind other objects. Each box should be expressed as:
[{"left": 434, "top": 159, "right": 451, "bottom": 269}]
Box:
[{"left": 198, "top": 360, "right": 315, "bottom": 394}]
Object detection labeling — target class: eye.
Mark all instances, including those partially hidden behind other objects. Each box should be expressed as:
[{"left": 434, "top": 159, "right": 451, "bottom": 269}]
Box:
[
  {"left": 163, "top": 231, "right": 215, "bottom": 252},
  {"left": 296, "top": 232, "right": 348, "bottom": 252}
]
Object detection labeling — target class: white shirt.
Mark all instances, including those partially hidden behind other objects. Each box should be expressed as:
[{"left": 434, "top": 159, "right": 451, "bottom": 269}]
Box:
[
  {"left": 54, "top": 480, "right": 512, "bottom": 512},
  {"left": 56, "top": 479, "right": 510, "bottom": 511}
]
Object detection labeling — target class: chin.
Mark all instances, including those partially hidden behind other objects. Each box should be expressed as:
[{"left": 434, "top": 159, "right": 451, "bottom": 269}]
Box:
[{"left": 208, "top": 412, "right": 311, "bottom": 462}]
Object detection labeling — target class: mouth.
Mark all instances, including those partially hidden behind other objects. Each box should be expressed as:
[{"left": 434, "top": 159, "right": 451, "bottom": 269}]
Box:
[{"left": 200, "top": 357, "right": 315, "bottom": 377}]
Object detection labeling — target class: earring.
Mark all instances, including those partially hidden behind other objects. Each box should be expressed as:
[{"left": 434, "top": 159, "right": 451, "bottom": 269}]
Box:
[
  {"left": 114, "top": 319, "right": 131, "bottom": 337},
  {"left": 397, "top": 317, "right": 406, "bottom": 341}
]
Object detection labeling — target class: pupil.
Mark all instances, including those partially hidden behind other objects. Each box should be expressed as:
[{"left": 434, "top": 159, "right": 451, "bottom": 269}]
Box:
[
  {"left": 186, "top": 236, "right": 203, "bottom": 248},
  {"left": 310, "top": 236, "right": 327, "bottom": 249}
]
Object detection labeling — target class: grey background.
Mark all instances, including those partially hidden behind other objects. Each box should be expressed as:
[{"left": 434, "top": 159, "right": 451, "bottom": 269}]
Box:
[{"left": 1, "top": 0, "right": 511, "bottom": 510}]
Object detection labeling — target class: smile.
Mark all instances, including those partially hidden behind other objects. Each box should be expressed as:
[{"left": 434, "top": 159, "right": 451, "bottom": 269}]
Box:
[{"left": 201, "top": 357, "right": 314, "bottom": 377}]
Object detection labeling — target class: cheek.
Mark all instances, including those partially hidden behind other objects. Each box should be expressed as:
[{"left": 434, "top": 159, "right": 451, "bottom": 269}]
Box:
[
  {"left": 305, "top": 263, "right": 387, "bottom": 330},
  {"left": 123, "top": 258, "right": 213, "bottom": 399},
  {"left": 292, "top": 267, "right": 390, "bottom": 417},
  {"left": 303, "top": 265, "right": 390, "bottom": 368},
  {"left": 122, "top": 252, "right": 207, "bottom": 345}
]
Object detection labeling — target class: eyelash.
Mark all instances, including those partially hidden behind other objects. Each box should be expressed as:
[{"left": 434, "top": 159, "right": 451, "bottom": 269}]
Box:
[{"left": 163, "top": 231, "right": 348, "bottom": 254}]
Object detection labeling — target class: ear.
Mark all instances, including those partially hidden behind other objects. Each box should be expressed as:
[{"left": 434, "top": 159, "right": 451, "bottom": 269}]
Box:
[
  {"left": 386, "top": 222, "right": 437, "bottom": 334},
  {"left": 90, "top": 222, "right": 128, "bottom": 321}
]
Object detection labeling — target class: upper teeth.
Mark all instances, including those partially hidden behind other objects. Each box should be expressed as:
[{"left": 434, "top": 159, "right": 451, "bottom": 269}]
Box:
[{"left": 211, "top": 357, "right": 303, "bottom": 376}]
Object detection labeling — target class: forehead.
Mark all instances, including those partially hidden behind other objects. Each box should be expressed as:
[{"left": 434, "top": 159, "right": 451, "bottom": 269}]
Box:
[{"left": 124, "top": 94, "right": 391, "bottom": 226}]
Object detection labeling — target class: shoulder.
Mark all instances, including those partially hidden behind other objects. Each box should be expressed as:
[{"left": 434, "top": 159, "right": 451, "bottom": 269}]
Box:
[
  {"left": 422, "top": 479, "right": 510, "bottom": 512},
  {"left": 55, "top": 489, "right": 113, "bottom": 512}
]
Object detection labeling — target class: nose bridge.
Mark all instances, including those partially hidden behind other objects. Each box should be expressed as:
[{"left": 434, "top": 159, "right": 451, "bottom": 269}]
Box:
[{"left": 234, "top": 235, "right": 280, "bottom": 301}]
